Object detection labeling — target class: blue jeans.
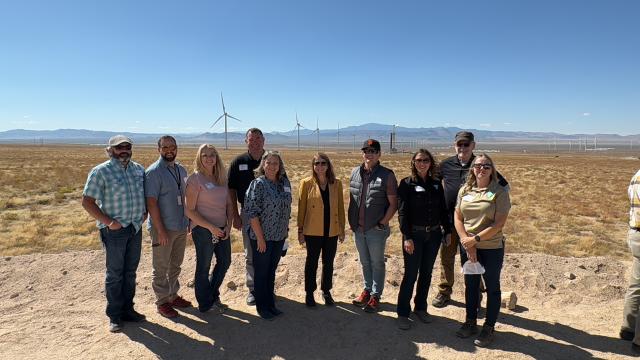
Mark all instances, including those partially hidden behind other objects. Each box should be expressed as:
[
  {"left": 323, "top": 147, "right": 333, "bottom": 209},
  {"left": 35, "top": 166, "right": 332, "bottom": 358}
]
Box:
[
  {"left": 99, "top": 225, "right": 142, "bottom": 322},
  {"left": 396, "top": 229, "right": 442, "bottom": 317},
  {"left": 354, "top": 226, "right": 390, "bottom": 298},
  {"left": 460, "top": 245, "right": 504, "bottom": 327},
  {"left": 192, "top": 226, "right": 231, "bottom": 311},
  {"left": 251, "top": 239, "right": 284, "bottom": 315}
]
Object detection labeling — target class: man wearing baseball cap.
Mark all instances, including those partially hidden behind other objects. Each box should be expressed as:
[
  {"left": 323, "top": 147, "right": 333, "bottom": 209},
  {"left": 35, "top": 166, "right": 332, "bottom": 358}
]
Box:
[
  {"left": 82, "top": 135, "right": 147, "bottom": 332},
  {"left": 348, "top": 139, "right": 398, "bottom": 313},
  {"left": 432, "top": 131, "right": 509, "bottom": 308}
]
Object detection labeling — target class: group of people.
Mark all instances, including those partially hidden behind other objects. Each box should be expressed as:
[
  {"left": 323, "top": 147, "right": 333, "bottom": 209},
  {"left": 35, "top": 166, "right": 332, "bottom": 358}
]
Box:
[{"left": 82, "top": 129, "right": 513, "bottom": 348}]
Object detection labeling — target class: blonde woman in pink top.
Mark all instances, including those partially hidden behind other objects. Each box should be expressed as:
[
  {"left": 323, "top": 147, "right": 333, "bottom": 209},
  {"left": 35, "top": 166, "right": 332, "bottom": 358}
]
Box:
[{"left": 185, "top": 144, "right": 234, "bottom": 314}]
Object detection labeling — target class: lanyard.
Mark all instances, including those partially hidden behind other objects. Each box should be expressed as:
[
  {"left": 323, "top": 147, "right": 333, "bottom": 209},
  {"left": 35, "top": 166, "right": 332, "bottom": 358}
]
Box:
[{"left": 166, "top": 166, "right": 181, "bottom": 190}]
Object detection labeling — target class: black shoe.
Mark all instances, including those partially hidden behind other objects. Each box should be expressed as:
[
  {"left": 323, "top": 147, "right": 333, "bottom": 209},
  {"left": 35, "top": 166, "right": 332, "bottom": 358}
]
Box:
[
  {"left": 306, "top": 293, "right": 316, "bottom": 307},
  {"left": 432, "top": 293, "right": 450, "bottom": 308},
  {"left": 258, "top": 310, "right": 275, "bottom": 321},
  {"left": 632, "top": 342, "right": 640, "bottom": 355},
  {"left": 456, "top": 321, "right": 479, "bottom": 338},
  {"left": 121, "top": 309, "right": 146, "bottom": 322},
  {"left": 621, "top": 328, "right": 635, "bottom": 341},
  {"left": 269, "top": 307, "right": 283, "bottom": 316},
  {"left": 474, "top": 325, "right": 495, "bottom": 347},
  {"left": 323, "top": 292, "right": 335, "bottom": 306}
]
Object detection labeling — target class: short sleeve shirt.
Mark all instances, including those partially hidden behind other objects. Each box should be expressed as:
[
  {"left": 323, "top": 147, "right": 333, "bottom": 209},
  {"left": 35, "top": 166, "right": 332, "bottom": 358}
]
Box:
[
  {"left": 144, "top": 157, "right": 189, "bottom": 231},
  {"left": 456, "top": 180, "right": 511, "bottom": 249},
  {"left": 186, "top": 173, "right": 229, "bottom": 228},
  {"left": 227, "top": 151, "right": 262, "bottom": 207},
  {"left": 83, "top": 158, "right": 146, "bottom": 232}
]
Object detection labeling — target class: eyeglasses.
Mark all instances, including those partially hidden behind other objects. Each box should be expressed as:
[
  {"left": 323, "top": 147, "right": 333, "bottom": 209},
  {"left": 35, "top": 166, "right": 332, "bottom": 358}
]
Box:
[
  {"left": 314, "top": 161, "right": 328, "bottom": 166},
  {"left": 456, "top": 142, "right": 471, "bottom": 148},
  {"left": 363, "top": 148, "right": 379, "bottom": 154},
  {"left": 115, "top": 144, "right": 132, "bottom": 150},
  {"left": 414, "top": 159, "right": 431, "bottom": 163},
  {"left": 473, "top": 163, "right": 493, "bottom": 170},
  {"left": 161, "top": 146, "right": 177, "bottom": 151}
]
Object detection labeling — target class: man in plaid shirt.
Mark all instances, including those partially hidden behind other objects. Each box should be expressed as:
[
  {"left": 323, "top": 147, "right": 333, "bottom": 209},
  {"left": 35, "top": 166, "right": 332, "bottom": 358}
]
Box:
[
  {"left": 82, "top": 135, "right": 147, "bottom": 333},
  {"left": 621, "top": 168, "right": 640, "bottom": 353}
]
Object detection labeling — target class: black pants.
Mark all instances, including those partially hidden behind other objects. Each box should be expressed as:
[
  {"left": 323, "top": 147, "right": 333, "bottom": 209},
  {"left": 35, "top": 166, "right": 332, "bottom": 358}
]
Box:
[
  {"left": 251, "top": 239, "right": 284, "bottom": 315},
  {"left": 460, "top": 245, "right": 504, "bottom": 327},
  {"left": 396, "top": 228, "right": 442, "bottom": 317},
  {"left": 304, "top": 235, "right": 338, "bottom": 294}
]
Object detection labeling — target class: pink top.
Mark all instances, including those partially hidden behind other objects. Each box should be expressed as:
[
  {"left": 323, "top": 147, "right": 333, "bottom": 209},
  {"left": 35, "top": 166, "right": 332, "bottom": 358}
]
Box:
[{"left": 186, "top": 173, "right": 228, "bottom": 227}]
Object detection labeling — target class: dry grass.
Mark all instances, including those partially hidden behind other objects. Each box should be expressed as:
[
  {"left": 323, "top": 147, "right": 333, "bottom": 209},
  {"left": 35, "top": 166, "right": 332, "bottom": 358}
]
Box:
[{"left": 0, "top": 144, "right": 638, "bottom": 259}]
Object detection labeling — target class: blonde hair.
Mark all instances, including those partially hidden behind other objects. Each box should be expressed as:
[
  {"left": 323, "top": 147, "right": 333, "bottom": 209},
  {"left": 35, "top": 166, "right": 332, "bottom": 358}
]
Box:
[
  {"left": 462, "top": 153, "right": 498, "bottom": 194},
  {"left": 194, "top": 144, "right": 227, "bottom": 185}
]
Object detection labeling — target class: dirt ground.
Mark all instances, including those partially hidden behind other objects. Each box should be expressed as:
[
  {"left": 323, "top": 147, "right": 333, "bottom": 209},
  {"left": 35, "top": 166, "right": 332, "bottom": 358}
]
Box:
[{"left": 0, "top": 245, "right": 637, "bottom": 359}]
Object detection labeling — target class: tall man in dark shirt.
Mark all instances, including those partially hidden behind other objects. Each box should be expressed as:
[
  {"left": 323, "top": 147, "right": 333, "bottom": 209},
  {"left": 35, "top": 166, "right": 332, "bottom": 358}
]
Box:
[
  {"left": 432, "top": 131, "right": 509, "bottom": 308},
  {"left": 228, "top": 128, "right": 266, "bottom": 306}
]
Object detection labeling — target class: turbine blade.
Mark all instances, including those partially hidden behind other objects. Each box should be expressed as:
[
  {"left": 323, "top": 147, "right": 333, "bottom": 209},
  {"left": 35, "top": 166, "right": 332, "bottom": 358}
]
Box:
[
  {"left": 220, "top": 92, "right": 226, "bottom": 113},
  {"left": 228, "top": 114, "right": 242, "bottom": 122},
  {"left": 211, "top": 114, "right": 225, "bottom": 128}
]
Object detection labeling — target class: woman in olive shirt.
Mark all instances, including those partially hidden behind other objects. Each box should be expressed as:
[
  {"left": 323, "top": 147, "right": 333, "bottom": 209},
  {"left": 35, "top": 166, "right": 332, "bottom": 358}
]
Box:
[{"left": 454, "top": 153, "right": 511, "bottom": 347}]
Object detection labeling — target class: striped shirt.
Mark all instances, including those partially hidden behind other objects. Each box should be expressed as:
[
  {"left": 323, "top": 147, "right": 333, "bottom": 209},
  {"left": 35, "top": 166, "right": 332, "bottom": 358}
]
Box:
[
  {"left": 83, "top": 158, "right": 146, "bottom": 232},
  {"left": 630, "top": 169, "right": 640, "bottom": 229}
]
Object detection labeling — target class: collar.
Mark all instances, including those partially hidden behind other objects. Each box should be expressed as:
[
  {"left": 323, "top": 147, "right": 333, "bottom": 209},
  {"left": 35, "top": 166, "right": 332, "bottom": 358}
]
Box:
[
  {"left": 361, "top": 161, "right": 380, "bottom": 174},
  {"left": 109, "top": 157, "right": 129, "bottom": 169},
  {"left": 456, "top": 153, "right": 475, "bottom": 167}
]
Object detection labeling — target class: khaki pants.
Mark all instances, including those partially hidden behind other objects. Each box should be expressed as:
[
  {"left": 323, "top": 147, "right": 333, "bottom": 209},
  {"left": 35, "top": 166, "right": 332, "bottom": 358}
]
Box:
[
  {"left": 437, "top": 229, "right": 459, "bottom": 296},
  {"left": 622, "top": 229, "right": 640, "bottom": 344},
  {"left": 151, "top": 227, "right": 187, "bottom": 305}
]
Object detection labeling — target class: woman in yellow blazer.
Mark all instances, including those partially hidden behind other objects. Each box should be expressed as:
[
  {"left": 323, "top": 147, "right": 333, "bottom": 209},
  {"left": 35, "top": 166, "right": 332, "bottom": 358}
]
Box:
[{"left": 297, "top": 152, "right": 346, "bottom": 307}]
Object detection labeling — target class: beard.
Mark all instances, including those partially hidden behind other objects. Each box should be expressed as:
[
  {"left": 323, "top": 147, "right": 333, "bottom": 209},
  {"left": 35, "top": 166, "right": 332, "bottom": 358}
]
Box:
[
  {"left": 112, "top": 151, "right": 131, "bottom": 165},
  {"left": 161, "top": 153, "right": 176, "bottom": 162}
]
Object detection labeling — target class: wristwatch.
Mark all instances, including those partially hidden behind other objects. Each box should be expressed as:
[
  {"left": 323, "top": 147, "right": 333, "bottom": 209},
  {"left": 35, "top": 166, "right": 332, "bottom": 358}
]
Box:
[{"left": 474, "top": 234, "right": 481, "bottom": 243}]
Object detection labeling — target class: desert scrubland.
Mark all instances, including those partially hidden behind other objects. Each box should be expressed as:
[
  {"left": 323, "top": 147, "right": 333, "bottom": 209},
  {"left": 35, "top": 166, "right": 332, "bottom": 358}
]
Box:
[{"left": 0, "top": 144, "right": 637, "bottom": 258}]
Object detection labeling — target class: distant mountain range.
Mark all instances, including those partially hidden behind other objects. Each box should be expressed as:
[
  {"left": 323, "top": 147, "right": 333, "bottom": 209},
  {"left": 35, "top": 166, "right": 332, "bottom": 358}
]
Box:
[{"left": 1, "top": 124, "right": 638, "bottom": 146}]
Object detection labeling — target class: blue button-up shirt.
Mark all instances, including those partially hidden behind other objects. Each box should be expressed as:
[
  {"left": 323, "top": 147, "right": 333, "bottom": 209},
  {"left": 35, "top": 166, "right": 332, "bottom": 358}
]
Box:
[
  {"left": 144, "top": 157, "right": 189, "bottom": 231},
  {"left": 83, "top": 158, "right": 146, "bottom": 232}
]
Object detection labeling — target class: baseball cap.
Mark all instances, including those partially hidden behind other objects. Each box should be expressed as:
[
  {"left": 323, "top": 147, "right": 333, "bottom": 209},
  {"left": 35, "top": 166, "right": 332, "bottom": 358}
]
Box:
[
  {"left": 361, "top": 139, "right": 381, "bottom": 152},
  {"left": 108, "top": 135, "right": 133, "bottom": 147},
  {"left": 454, "top": 131, "right": 474, "bottom": 143}
]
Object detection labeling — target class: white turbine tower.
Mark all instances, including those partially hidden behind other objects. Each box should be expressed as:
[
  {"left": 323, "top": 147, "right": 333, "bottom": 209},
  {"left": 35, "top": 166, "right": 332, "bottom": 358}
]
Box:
[
  {"left": 211, "top": 92, "right": 242, "bottom": 150},
  {"left": 311, "top": 118, "right": 320, "bottom": 151},
  {"left": 292, "top": 112, "right": 307, "bottom": 151}
]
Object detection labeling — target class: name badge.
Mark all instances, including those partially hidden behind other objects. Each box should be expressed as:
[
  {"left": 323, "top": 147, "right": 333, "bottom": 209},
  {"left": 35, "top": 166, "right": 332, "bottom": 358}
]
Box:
[
  {"left": 205, "top": 182, "right": 215, "bottom": 189},
  {"left": 239, "top": 164, "right": 249, "bottom": 171},
  {"left": 415, "top": 186, "right": 425, "bottom": 192},
  {"left": 284, "top": 186, "right": 291, "bottom": 193},
  {"left": 462, "top": 194, "right": 475, "bottom": 202}
]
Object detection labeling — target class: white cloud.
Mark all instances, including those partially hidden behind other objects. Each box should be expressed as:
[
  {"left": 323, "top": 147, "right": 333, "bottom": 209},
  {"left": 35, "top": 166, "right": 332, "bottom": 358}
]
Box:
[
  {"left": 503, "top": 122, "right": 512, "bottom": 126},
  {"left": 479, "top": 123, "right": 492, "bottom": 128},
  {"left": 23, "top": 115, "right": 30, "bottom": 119},
  {"left": 582, "top": 112, "right": 591, "bottom": 116}
]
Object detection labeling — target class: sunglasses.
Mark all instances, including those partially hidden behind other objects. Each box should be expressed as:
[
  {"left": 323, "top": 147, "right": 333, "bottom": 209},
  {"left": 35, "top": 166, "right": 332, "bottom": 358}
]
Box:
[
  {"left": 313, "top": 161, "right": 328, "bottom": 166},
  {"left": 363, "top": 148, "right": 379, "bottom": 154},
  {"left": 456, "top": 142, "right": 471, "bottom": 148},
  {"left": 414, "top": 158, "right": 431, "bottom": 163},
  {"left": 473, "top": 163, "right": 493, "bottom": 170},
  {"left": 115, "top": 144, "right": 132, "bottom": 150}
]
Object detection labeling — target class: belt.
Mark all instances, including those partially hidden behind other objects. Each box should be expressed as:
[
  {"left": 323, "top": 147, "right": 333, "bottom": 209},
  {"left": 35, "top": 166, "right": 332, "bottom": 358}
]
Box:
[{"left": 412, "top": 225, "right": 440, "bottom": 232}]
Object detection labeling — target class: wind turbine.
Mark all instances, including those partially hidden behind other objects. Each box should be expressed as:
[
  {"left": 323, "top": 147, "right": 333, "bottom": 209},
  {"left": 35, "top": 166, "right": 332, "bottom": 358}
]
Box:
[
  {"left": 311, "top": 118, "right": 320, "bottom": 150},
  {"left": 291, "top": 112, "right": 307, "bottom": 151},
  {"left": 211, "top": 92, "right": 241, "bottom": 150}
]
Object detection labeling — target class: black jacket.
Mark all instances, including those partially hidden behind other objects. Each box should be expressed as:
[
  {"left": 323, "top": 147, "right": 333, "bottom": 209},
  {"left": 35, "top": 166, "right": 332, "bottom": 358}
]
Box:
[{"left": 397, "top": 175, "right": 451, "bottom": 241}]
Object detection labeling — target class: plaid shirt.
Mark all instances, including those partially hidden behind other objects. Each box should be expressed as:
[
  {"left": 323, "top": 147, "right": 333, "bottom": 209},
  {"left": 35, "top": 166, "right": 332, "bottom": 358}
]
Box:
[
  {"left": 83, "top": 158, "right": 146, "bottom": 232},
  {"left": 630, "top": 169, "right": 640, "bottom": 229}
]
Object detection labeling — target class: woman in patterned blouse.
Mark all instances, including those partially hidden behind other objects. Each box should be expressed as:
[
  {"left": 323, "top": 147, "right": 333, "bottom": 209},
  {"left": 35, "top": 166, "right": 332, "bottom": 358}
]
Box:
[{"left": 243, "top": 151, "right": 292, "bottom": 320}]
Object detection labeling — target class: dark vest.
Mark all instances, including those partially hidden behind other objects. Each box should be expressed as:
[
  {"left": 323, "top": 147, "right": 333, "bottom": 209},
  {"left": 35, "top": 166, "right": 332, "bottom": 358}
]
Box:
[{"left": 348, "top": 163, "right": 394, "bottom": 231}]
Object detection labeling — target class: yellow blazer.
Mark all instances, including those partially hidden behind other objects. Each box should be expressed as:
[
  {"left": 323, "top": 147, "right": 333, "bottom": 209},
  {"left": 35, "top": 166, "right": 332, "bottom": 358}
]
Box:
[{"left": 297, "top": 176, "right": 346, "bottom": 237}]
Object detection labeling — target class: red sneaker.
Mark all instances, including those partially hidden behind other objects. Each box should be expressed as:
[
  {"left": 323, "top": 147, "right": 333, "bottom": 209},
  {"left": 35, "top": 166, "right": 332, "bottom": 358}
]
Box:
[
  {"left": 352, "top": 290, "right": 371, "bottom": 307},
  {"left": 363, "top": 295, "right": 380, "bottom": 313},
  {"left": 157, "top": 303, "right": 178, "bottom": 318},
  {"left": 171, "top": 296, "right": 193, "bottom": 308}
]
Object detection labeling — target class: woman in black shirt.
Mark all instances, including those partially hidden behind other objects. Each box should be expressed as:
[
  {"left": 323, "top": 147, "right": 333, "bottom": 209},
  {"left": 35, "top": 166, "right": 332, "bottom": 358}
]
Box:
[{"left": 396, "top": 148, "right": 450, "bottom": 330}]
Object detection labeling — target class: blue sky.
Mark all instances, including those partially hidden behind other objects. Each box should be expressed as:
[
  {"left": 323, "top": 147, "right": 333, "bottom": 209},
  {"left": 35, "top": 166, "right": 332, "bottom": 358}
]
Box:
[{"left": 1, "top": 0, "right": 638, "bottom": 135}]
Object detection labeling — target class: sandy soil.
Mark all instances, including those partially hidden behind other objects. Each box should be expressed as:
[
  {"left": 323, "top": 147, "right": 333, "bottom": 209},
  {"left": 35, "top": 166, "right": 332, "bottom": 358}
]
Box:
[{"left": 0, "top": 245, "right": 636, "bottom": 359}]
